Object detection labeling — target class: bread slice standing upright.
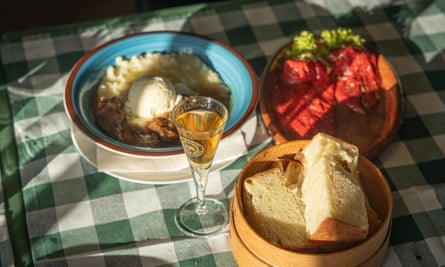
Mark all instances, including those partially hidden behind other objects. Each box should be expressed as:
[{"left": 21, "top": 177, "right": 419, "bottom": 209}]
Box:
[{"left": 301, "top": 133, "right": 369, "bottom": 251}]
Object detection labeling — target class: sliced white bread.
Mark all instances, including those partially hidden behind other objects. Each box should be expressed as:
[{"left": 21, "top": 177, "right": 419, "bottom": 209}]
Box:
[
  {"left": 243, "top": 162, "right": 312, "bottom": 251},
  {"left": 302, "top": 158, "right": 369, "bottom": 250},
  {"left": 302, "top": 133, "right": 369, "bottom": 251}
]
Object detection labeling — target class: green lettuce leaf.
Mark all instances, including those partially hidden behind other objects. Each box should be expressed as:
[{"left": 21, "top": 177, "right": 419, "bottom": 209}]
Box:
[{"left": 287, "top": 27, "right": 365, "bottom": 60}]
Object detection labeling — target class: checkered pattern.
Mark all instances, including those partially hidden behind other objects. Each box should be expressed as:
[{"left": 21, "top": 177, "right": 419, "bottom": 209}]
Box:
[
  {"left": 0, "top": 174, "right": 15, "bottom": 267},
  {"left": 1, "top": 0, "right": 444, "bottom": 266}
]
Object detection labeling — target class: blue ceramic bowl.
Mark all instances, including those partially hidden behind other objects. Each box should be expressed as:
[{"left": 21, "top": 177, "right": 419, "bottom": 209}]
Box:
[{"left": 65, "top": 31, "right": 258, "bottom": 156}]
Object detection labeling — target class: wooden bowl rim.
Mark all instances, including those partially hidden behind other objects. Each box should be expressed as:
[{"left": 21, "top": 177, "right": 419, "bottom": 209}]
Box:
[{"left": 230, "top": 203, "right": 392, "bottom": 267}]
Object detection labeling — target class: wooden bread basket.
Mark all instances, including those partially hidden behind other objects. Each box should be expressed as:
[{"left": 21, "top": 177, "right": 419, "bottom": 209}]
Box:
[{"left": 229, "top": 140, "right": 393, "bottom": 266}]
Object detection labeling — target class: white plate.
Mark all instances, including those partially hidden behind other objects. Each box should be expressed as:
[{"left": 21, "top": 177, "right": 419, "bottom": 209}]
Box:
[{"left": 71, "top": 111, "right": 258, "bottom": 184}]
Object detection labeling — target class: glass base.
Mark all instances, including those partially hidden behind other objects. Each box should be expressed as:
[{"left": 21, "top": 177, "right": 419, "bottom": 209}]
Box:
[{"left": 175, "top": 197, "right": 228, "bottom": 237}]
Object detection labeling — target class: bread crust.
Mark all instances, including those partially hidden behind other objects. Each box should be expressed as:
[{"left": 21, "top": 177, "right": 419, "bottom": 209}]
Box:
[
  {"left": 308, "top": 198, "right": 382, "bottom": 252},
  {"left": 309, "top": 218, "right": 368, "bottom": 251}
]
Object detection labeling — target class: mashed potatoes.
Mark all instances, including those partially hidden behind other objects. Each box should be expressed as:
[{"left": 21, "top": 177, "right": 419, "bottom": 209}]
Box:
[
  {"left": 94, "top": 52, "right": 231, "bottom": 148},
  {"left": 96, "top": 52, "right": 230, "bottom": 106}
]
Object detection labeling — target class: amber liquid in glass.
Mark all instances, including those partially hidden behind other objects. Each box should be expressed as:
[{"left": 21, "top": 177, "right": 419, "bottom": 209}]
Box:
[{"left": 175, "top": 109, "right": 225, "bottom": 169}]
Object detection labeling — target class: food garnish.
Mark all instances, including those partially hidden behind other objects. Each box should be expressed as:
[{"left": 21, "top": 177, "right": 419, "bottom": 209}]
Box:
[
  {"left": 288, "top": 28, "right": 365, "bottom": 60},
  {"left": 320, "top": 28, "right": 365, "bottom": 51}
]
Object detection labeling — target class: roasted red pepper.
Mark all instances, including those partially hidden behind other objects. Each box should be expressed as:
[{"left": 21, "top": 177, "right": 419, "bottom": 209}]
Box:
[
  {"left": 329, "top": 45, "right": 381, "bottom": 114},
  {"left": 271, "top": 45, "right": 382, "bottom": 139},
  {"left": 272, "top": 59, "right": 335, "bottom": 138}
]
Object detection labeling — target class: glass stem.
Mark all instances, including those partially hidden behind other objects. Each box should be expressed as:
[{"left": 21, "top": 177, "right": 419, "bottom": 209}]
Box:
[{"left": 192, "top": 167, "right": 210, "bottom": 215}]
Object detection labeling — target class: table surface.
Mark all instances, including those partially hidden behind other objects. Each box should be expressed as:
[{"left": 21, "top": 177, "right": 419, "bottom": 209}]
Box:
[{"left": 1, "top": 0, "right": 444, "bottom": 266}]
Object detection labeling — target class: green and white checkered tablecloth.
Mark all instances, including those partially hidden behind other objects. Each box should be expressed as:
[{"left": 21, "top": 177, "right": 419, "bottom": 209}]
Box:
[{"left": 1, "top": 0, "right": 444, "bottom": 266}]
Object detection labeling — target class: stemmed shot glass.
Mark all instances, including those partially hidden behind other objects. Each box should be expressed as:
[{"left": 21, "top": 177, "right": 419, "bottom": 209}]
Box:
[{"left": 172, "top": 96, "right": 229, "bottom": 237}]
